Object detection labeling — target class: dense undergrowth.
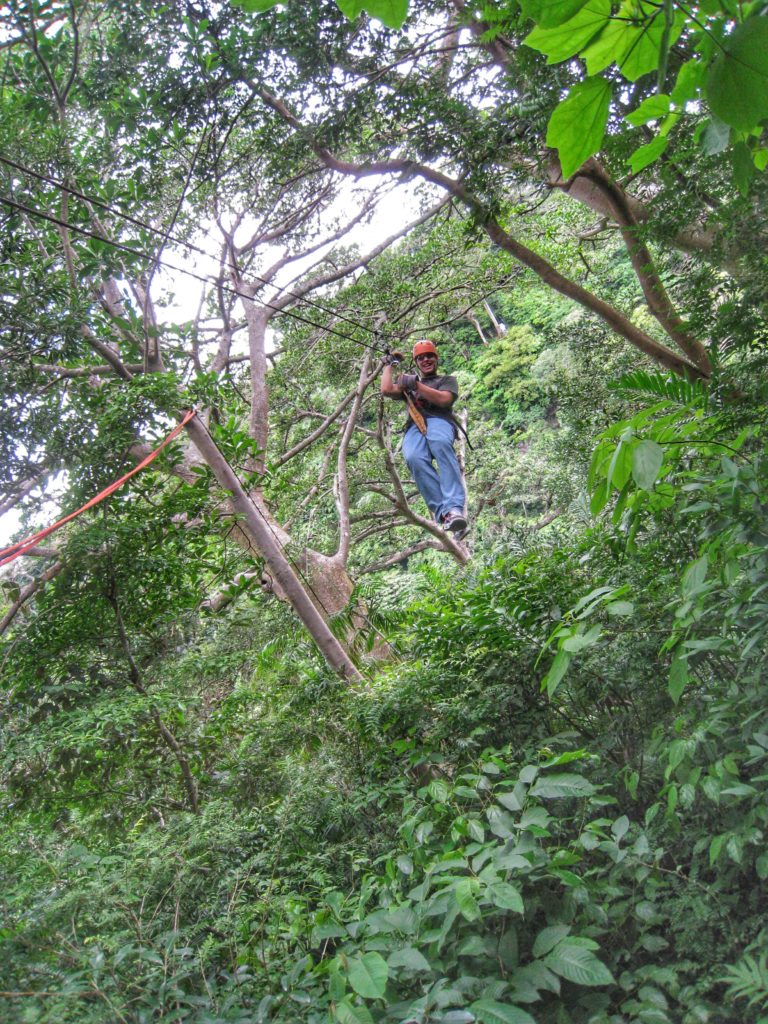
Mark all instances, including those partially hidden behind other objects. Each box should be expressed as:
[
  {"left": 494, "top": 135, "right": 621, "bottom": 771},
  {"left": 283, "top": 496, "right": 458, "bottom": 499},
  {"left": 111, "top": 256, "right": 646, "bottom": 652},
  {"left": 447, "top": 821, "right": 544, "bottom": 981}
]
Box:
[{"left": 2, "top": 364, "right": 767, "bottom": 1024}]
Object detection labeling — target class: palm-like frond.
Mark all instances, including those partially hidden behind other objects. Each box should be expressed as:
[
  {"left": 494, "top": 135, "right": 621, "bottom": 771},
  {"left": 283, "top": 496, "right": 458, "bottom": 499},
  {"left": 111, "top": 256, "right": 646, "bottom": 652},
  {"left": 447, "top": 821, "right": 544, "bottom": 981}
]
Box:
[{"left": 609, "top": 370, "right": 707, "bottom": 409}]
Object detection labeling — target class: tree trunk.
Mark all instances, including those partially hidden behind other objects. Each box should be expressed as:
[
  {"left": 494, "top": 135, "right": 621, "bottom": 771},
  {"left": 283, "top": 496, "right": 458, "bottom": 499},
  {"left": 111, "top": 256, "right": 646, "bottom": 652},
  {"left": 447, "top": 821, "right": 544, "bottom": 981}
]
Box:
[{"left": 184, "top": 413, "right": 362, "bottom": 682}]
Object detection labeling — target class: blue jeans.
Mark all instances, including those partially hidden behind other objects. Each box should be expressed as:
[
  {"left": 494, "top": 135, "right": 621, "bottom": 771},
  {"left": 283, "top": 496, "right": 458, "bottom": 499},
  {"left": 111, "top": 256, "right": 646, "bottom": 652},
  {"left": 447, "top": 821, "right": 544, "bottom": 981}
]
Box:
[{"left": 402, "top": 417, "right": 466, "bottom": 523}]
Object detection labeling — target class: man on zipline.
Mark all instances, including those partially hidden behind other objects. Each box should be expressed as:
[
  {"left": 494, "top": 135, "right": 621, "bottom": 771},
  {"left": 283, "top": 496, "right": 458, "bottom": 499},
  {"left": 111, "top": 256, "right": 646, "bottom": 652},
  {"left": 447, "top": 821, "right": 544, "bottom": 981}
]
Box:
[{"left": 381, "top": 339, "right": 468, "bottom": 537}]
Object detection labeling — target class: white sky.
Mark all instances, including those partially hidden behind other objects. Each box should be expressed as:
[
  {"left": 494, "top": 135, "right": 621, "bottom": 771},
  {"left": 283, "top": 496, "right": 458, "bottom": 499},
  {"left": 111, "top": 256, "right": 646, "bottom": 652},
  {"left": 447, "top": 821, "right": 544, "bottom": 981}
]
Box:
[{"left": 0, "top": 180, "right": 428, "bottom": 551}]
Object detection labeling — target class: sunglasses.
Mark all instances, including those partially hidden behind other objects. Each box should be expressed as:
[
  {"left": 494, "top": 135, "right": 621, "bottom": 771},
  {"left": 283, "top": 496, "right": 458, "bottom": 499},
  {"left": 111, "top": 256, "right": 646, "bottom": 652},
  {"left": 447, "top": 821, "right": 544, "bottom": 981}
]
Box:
[{"left": 415, "top": 353, "right": 436, "bottom": 361}]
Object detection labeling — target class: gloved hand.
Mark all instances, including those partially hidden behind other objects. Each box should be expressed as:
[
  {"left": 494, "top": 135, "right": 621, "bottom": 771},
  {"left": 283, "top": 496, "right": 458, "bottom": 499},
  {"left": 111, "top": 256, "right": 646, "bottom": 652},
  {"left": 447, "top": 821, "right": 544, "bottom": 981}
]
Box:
[
  {"left": 385, "top": 350, "right": 404, "bottom": 366},
  {"left": 399, "top": 373, "right": 419, "bottom": 393}
]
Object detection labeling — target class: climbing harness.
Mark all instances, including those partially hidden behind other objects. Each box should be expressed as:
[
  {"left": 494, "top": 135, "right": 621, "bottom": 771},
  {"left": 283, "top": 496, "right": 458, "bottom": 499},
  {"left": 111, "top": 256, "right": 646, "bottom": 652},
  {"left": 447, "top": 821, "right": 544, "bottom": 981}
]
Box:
[
  {"left": 386, "top": 348, "right": 472, "bottom": 449},
  {"left": 387, "top": 349, "right": 428, "bottom": 435}
]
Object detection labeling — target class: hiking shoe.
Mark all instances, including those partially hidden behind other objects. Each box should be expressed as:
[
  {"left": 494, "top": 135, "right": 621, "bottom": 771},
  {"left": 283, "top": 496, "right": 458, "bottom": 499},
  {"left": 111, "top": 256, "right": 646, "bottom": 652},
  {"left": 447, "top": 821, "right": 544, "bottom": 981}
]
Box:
[{"left": 442, "top": 509, "right": 468, "bottom": 534}]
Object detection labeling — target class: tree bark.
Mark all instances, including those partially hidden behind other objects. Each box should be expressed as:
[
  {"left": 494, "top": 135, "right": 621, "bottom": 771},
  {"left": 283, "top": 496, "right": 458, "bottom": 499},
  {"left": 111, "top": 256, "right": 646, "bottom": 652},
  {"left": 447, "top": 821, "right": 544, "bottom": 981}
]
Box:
[
  {"left": 183, "top": 413, "right": 363, "bottom": 682},
  {"left": 253, "top": 85, "right": 708, "bottom": 380}
]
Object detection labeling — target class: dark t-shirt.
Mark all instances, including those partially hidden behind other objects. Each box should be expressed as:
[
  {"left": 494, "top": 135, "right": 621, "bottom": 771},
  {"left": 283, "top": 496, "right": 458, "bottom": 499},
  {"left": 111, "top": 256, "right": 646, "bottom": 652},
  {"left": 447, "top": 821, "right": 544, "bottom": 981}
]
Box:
[{"left": 403, "top": 373, "right": 459, "bottom": 434}]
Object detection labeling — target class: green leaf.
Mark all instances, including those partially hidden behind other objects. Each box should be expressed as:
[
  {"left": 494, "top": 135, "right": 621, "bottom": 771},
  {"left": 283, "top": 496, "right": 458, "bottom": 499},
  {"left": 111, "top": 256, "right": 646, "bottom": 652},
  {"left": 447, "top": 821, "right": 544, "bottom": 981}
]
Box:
[
  {"left": 611, "top": 815, "right": 629, "bottom": 840},
  {"left": 530, "top": 772, "right": 595, "bottom": 799},
  {"left": 681, "top": 555, "right": 708, "bottom": 596},
  {"left": 668, "top": 655, "right": 688, "bottom": 704},
  {"left": 542, "top": 649, "right": 570, "bottom": 696},
  {"left": 470, "top": 1000, "right": 537, "bottom": 1024},
  {"left": 387, "top": 947, "right": 431, "bottom": 972},
  {"left": 543, "top": 942, "right": 614, "bottom": 986},
  {"left": 579, "top": 1, "right": 683, "bottom": 79},
  {"left": 336, "top": 0, "right": 408, "bottom": 27},
  {"left": 454, "top": 878, "right": 481, "bottom": 921},
  {"left": 732, "top": 141, "right": 755, "bottom": 196},
  {"left": 590, "top": 478, "right": 609, "bottom": 516},
  {"left": 700, "top": 117, "right": 731, "bottom": 155},
  {"left": 625, "top": 94, "right": 671, "bottom": 126},
  {"left": 706, "top": 17, "right": 768, "bottom": 130},
  {"left": 335, "top": 999, "right": 375, "bottom": 1024},
  {"left": 562, "top": 624, "right": 601, "bottom": 652},
  {"left": 487, "top": 806, "right": 516, "bottom": 838},
  {"left": 546, "top": 77, "right": 611, "bottom": 179},
  {"left": 232, "top": 0, "right": 279, "bottom": 11},
  {"left": 606, "top": 600, "right": 634, "bottom": 617},
  {"left": 346, "top": 952, "right": 389, "bottom": 999},
  {"left": 671, "top": 59, "right": 705, "bottom": 105},
  {"left": 628, "top": 135, "right": 669, "bottom": 173},
  {"left": 365, "top": 907, "right": 418, "bottom": 934},
  {"left": 487, "top": 882, "right": 525, "bottom": 914},
  {"left": 521, "top": 0, "right": 591, "bottom": 27},
  {"left": 397, "top": 854, "right": 414, "bottom": 875},
  {"left": 709, "top": 833, "right": 727, "bottom": 865},
  {"left": 428, "top": 778, "right": 451, "bottom": 803},
  {"left": 497, "top": 791, "right": 522, "bottom": 812},
  {"left": 533, "top": 924, "right": 572, "bottom": 957},
  {"left": 632, "top": 439, "right": 664, "bottom": 489},
  {"left": 619, "top": 5, "right": 684, "bottom": 82},
  {"left": 458, "top": 934, "right": 488, "bottom": 956},
  {"left": 524, "top": 0, "right": 611, "bottom": 63}
]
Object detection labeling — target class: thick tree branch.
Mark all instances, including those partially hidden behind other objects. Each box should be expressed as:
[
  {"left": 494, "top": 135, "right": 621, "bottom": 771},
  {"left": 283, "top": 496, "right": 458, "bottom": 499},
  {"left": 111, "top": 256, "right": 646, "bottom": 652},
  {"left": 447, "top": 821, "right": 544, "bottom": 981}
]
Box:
[
  {"left": 0, "top": 562, "right": 63, "bottom": 635},
  {"left": 276, "top": 365, "right": 381, "bottom": 468},
  {"left": 253, "top": 85, "right": 706, "bottom": 380},
  {"left": 359, "top": 540, "right": 443, "bottom": 574},
  {"left": 334, "top": 351, "right": 372, "bottom": 564},
  {"left": 577, "top": 160, "right": 711, "bottom": 373},
  {"left": 0, "top": 471, "right": 51, "bottom": 518}
]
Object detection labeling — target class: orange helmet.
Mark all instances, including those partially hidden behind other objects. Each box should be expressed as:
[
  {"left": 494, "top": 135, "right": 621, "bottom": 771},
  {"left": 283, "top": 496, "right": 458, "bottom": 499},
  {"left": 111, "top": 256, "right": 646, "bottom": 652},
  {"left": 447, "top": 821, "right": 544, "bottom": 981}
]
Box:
[{"left": 412, "top": 339, "right": 438, "bottom": 359}]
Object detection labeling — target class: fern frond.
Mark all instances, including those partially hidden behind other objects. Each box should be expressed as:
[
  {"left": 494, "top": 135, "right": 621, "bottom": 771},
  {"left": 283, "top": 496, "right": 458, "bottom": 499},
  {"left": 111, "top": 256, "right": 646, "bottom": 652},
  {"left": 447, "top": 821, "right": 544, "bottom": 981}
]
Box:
[
  {"left": 609, "top": 370, "right": 706, "bottom": 409},
  {"left": 720, "top": 952, "right": 768, "bottom": 1009}
]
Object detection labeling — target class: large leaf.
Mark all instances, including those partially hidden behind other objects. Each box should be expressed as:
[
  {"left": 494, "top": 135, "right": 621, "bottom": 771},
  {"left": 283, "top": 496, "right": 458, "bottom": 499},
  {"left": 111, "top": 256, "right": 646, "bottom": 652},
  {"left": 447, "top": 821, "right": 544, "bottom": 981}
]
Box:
[
  {"left": 543, "top": 942, "right": 614, "bottom": 986},
  {"left": 521, "top": 0, "right": 591, "bottom": 27},
  {"left": 542, "top": 649, "right": 570, "bottom": 697},
  {"left": 546, "top": 77, "right": 611, "bottom": 179},
  {"left": 365, "top": 907, "right": 418, "bottom": 934},
  {"left": 668, "top": 654, "right": 689, "bottom": 704},
  {"left": 337, "top": 0, "right": 409, "bottom": 27},
  {"left": 335, "top": 998, "right": 376, "bottom": 1024},
  {"left": 487, "top": 882, "right": 525, "bottom": 914},
  {"left": 629, "top": 135, "right": 669, "bottom": 173},
  {"left": 582, "top": 1, "right": 683, "bottom": 81},
  {"left": 524, "top": 0, "right": 611, "bottom": 62},
  {"left": 346, "top": 952, "right": 389, "bottom": 999},
  {"left": 631, "top": 439, "right": 664, "bottom": 490},
  {"left": 232, "top": 0, "right": 279, "bottom": 11},
  {"left": 681, "top": 554, "right": 708, "bottom": 597},
  {"left": 470, "top": 1000, "right": 537, "bottom": 1024},
  {"left": 706, "top": 17, "right": 768, "bottom": 130},
  {"left": 454, "top": 878, "right": 481, "bottom": 921},
  {"left": 533, "top": 924, "right": 571, "bottom": 957},
  {"left": 625, "top": 94, "right": 671, "bottom": 127},
  {"left": 387, "top": 946, "right": 431, "bottom": 972},
  {"left": 529, "top": 772, "right": 595, "bottom": 799}
]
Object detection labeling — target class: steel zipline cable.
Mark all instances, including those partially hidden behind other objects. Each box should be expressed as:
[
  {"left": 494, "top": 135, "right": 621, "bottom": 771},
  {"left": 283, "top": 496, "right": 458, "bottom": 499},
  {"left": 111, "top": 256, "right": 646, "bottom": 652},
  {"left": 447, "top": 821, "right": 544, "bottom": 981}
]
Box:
[
  {"left": 0, "top": 192, "right": 389, "bottom": 357},
  {"left": 0, "top": 152, "right": 388, "bottom": 346},
  {"left": 0, "top": 152, "right": 517, "bottom": 361}
]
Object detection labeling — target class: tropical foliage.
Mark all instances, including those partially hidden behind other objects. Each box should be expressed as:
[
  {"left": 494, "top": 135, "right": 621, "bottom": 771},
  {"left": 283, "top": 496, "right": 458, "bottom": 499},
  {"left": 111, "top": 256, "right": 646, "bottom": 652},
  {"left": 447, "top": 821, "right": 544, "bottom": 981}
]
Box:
[{"left": 0, "top": 1, "right": 766, "bottom": 1022}]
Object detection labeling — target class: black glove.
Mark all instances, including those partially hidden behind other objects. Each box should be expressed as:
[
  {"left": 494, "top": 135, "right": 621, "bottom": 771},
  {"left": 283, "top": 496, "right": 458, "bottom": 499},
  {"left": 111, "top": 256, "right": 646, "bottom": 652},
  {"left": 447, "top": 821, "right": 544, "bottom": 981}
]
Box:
[
  {"left": 399, "top": 373, "right": 419, "bottom": 393},
  {"left": 385, "top": 350, "right": 404, "bottom": 366}
]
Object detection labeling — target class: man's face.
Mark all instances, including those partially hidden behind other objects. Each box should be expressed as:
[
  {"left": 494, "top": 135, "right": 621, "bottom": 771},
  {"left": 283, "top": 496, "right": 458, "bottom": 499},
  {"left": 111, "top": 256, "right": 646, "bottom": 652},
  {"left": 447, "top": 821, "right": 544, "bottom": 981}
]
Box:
[{"left": 415, "top": 352, "right": 438, "bottom": 375}]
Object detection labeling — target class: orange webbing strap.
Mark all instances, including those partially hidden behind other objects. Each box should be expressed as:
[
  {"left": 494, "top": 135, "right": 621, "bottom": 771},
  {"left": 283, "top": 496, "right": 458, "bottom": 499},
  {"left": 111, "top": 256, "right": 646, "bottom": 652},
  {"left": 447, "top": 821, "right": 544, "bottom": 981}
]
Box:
[
  {"left": 0, "top": 409, "right": 197, "bottom": 569},
  {"left": 404, "top": 392, "right": 427, "bottom": 434}
]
